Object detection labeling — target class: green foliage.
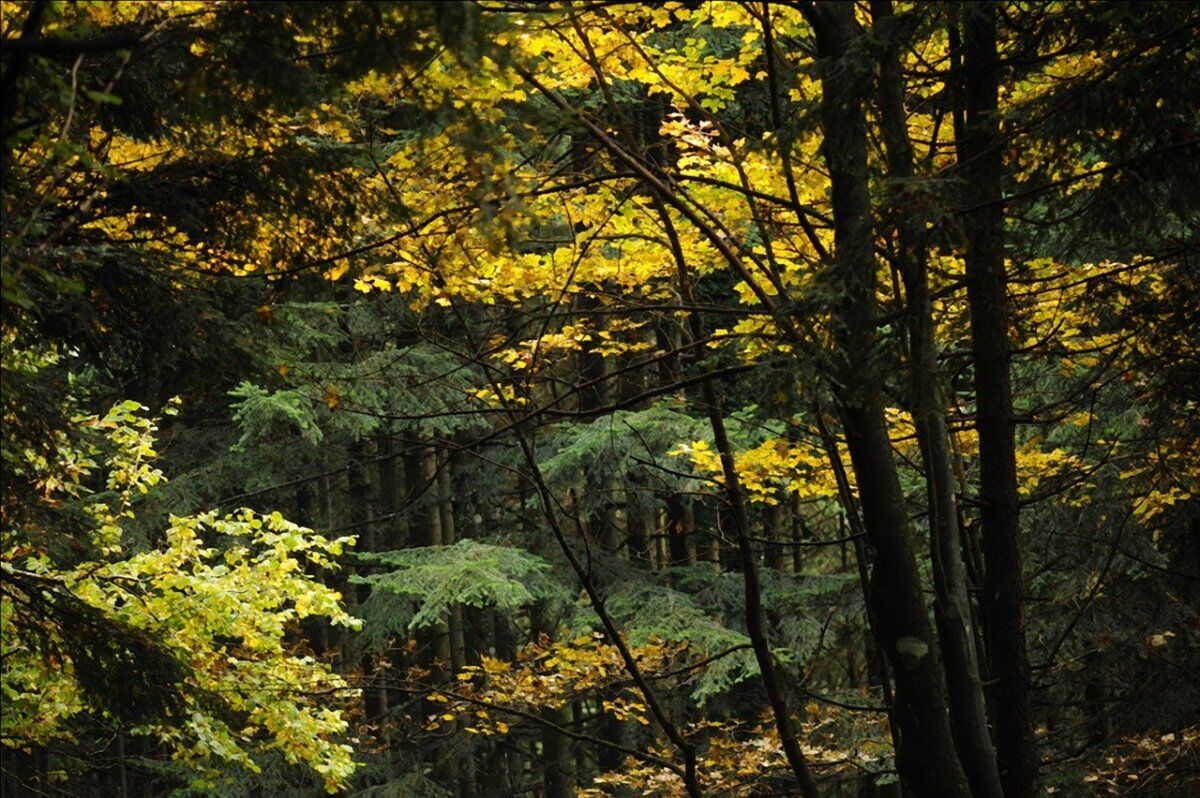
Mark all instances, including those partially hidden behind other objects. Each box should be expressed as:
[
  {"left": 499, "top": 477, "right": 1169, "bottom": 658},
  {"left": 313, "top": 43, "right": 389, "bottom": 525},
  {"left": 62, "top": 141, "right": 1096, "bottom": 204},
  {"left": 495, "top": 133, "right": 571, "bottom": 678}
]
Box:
[
  {"left": 601, "top": 576, "right": 757, "bottom": 704},
  {"left": 230, "top": 303, "right": 489, "bottom": 448},
  {"left": 230, "top": 382, "right": 326, "bottom": 447},
  {"left": 540, "top": 404, "right": 712, "bottom": 516},
  {"left": 1, "top": 374, "right": 360, "bottom": 792},
  {"left": 354, "top": 539, "right": 570, "bottom": 632}
]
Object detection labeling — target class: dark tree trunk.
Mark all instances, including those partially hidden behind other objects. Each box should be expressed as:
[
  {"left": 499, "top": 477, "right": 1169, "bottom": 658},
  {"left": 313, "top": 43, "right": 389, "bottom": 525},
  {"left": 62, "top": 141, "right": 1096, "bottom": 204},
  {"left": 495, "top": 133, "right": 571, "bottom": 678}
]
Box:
[
  {"left": 665, "top": 493, "right": 694, "bottom": 566},
  {"left": 627, "top": 482, "right": 654, "bottom": 565},
  {"left": 872, "top": 3, "right": 1004, "bottom": 796},
  {"left": 532, "top": 605, "right": 574, "bottom": 798},
  {"left": 315, "top": 465, "right": 334, "bottom": 653},
  {"left": 1, "top": 1, "right": 49, "bottom": 165},
  {"left": 957, "top": 4, "right": 1040, "bottom": 796},
  {"left": 766, "top": 501, "right": 788, "bottom": 571},
  {"left": 655, "top": 200, "right": 821, "bottom": 798},
  {"left": 377, "top": 434, "right": 403, "bottom": 548},
  {"left": 435, "top": 450, "right": 476, "bottom": 798},
  {"left": 492, "top": 612, "right": 525, "bottom": 795},
  {"left": 348, "top": 441, "right": 388, "bottom": 732},
  {"left": 801, "top": 4, "right": 972, "bottom": 795}
]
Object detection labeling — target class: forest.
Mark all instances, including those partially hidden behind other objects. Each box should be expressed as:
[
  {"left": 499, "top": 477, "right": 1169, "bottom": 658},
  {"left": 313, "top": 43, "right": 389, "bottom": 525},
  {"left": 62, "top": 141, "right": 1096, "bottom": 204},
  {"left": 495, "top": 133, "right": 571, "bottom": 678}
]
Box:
[{"left": 1, "top": 1, "right": 1197, "bottom": 797}]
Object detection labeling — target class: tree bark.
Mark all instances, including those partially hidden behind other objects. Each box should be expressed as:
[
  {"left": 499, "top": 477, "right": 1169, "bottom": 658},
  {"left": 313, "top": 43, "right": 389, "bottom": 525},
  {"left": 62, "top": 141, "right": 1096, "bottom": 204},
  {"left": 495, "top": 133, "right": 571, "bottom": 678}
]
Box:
[
  {"left": 957, "top": 5, "right": 1040, "bottom": 796},
  {"left": 1, "top": 1, "right": 49, "bottom": 165},
  {"left": 533, "top": 605, "right": 574, "bottom": 798},
  {"left": 801, "top": 4, "right": 972, "bottom": 795},
  {"left": 766, "top": 500, "right": 787, "bottom": 571},
  {"left": 665, "top": 493, "right": 695, "bottom": 566},
  {"left": 377, "top": 434, "right": 402, "bottom": 548},
  {"left": 871, "top": 3, "right": 1004, "bottom": 796},
  {"left": 492, "top": 611, "right": 525, "bottom": 796},
  {"left": 627, "top": 482, "right": 653, "bottom": 565}
]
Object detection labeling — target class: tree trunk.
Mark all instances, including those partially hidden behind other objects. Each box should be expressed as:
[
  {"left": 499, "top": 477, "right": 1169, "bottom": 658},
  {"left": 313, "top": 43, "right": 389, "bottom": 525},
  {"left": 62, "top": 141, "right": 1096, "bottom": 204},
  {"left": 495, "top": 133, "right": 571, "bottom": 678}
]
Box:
[
  {"left": 437, "top": 450, "right": 477, "bottom": 798},
  {"left": 627, "top": 483, "right": 653, "bottom": 565},
  {"left": 493, "top": 611, "right": 525, "bottom": 796},
  {"left": 377, "top": 434, "right": 403, "bottom": 548},
  {"left": 533, "top": 605, "right": 574, "bottom": 798},
  {"left": 665, "top": 493, "right": 694, "bottom": 566},
  {"left": 766, "top": 500, "right": 787, "bottom": 571},
  {"left": 872, "top": 3, "right": 1004, "bottom": 796},
  {"left": 348, "top": 441, "right": 389, "bottom": 732},
  {"left": 957, "top": 4, "right": 1040, "bottom": 796},
  {"left": 802, "top": 4, "right": 972, "bottom": 795},
  {"left": 655, "top": 199, "right": 821, "bottom": 798}
]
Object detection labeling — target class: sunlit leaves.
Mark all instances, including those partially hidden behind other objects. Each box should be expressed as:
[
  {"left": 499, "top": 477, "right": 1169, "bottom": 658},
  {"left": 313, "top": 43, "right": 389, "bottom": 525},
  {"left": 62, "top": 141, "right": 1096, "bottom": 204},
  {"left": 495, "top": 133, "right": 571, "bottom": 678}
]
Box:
[
  {"left": 1, "top": 393, "right": 360, "bottom": 792},
  {"left": 670, "top": 437, "right": 835, "bottom": 504}
]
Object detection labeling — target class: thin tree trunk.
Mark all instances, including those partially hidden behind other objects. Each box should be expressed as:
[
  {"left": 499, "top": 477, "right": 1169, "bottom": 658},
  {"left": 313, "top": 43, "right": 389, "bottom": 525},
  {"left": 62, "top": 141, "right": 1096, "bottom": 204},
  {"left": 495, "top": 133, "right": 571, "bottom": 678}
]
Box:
[
  {"left": 378, "top": 434, "right": 402, "bottom": 548},
  {"left": 957, "top": 5, "right": 1040, "bottom": 796},
  {"left": 627, "top": 482, "right": 653, "bottom": 565},
  {"left": 665, "top": 493, "right": 694, "bottom": 566},
  {"left": 533, "top": 605, "right": 574, "bottom": 798},
  {"left": 409, "top": 444, "right": 455, "bottom": 785},
  {"left": 438, "top": 450, "right": 476, "bottom": 798},
  {"left": 791, "top": 492, "right": 807, "bottom": 575},
  {"left": 439, "top": 451, "right": 467, "bottom": 669},
  {"left": 116, "top": 732, "right": 128, "bottom": 798},
  {"left": 317, "top": 462, "right": 336, "bottom": 654},
  {"left": 348, "top": 441, "right": 388, "bottom": 732},
  {"left": 493, "top": 612, "right": 524, "bottom": 796},
  {"left": 766, "top": 500, "right": 787, "bottom": 571},
  {"left": 655, "top": 200, "right": 821, "bottom": 798},
  {"left": 420, "top": 446, "right": 451, "bottom": 665},
  {"left": 654, "top": 508, "right": 668, "bottom": 569}
]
